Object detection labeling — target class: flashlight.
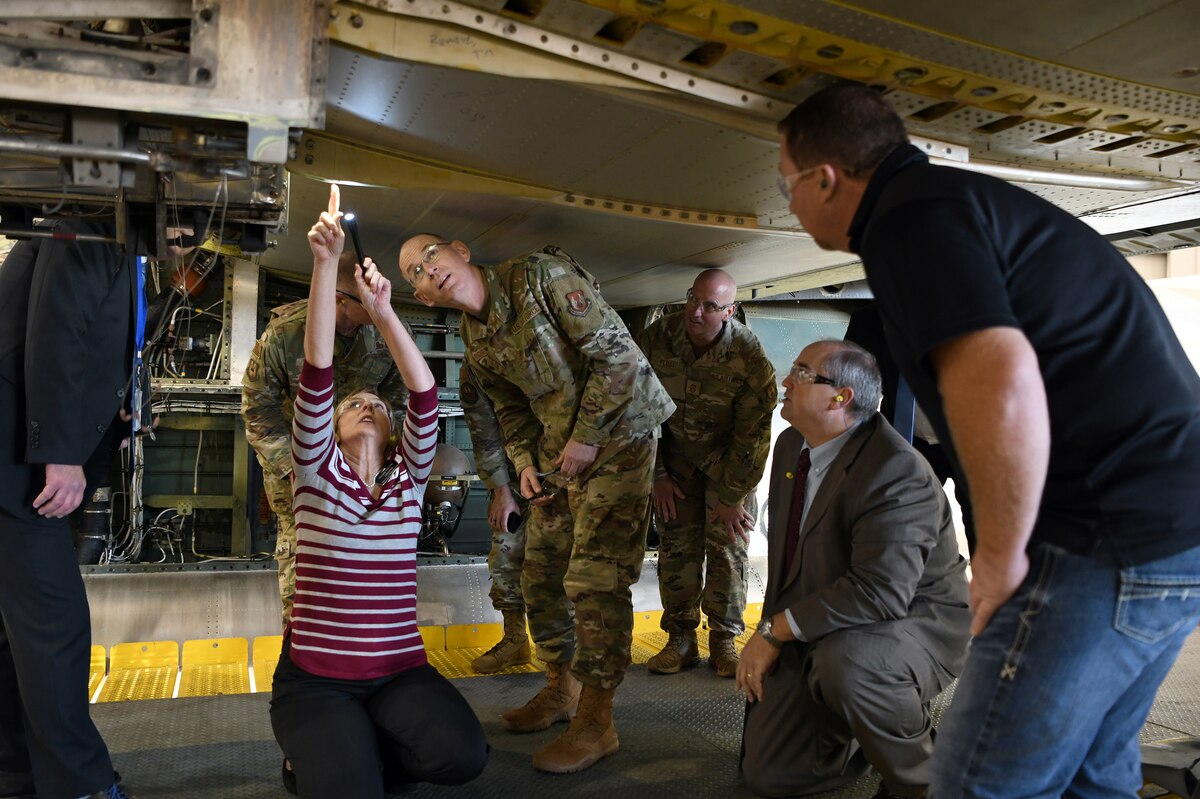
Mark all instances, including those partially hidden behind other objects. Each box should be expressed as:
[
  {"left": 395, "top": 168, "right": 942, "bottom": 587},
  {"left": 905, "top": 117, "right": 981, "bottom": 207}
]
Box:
[{"left": 343, "top": 212, "right": 365, "bottom": 265}]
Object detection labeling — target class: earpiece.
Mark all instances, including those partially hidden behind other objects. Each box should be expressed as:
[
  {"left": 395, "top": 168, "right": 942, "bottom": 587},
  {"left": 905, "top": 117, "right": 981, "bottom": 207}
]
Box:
[
  {"left": 820, "top": 179, "right": 828, "bottom": 189},
  {"left": 835, "top": 395, "right": 845, "bottom": 402}
]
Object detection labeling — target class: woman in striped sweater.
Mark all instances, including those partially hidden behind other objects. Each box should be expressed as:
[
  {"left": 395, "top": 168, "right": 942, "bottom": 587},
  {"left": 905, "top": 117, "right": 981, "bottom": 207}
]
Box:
[{"left": 270, "top": 185, "right": 488, "bottom": 796}]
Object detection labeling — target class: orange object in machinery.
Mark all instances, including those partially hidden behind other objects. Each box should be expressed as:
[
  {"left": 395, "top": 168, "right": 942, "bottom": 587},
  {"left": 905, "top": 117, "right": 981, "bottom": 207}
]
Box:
[{"left": 170, "top": 263, "right": 208, "bottom": 298}]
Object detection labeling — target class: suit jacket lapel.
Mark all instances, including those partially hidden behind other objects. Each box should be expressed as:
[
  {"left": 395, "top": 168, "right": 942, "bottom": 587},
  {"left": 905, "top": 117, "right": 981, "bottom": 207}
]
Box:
[
  {"left": 782, "top": 416, "right": 879, "bottom": 587},
  {"left": 766, "top": 428, "right": 803, "bottom": 608}
]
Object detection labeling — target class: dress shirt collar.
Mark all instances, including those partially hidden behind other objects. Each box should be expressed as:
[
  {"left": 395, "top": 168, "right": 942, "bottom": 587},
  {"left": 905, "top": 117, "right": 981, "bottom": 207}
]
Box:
[{"left": 805, "top": 419, "right": 863, "bottom": 477}]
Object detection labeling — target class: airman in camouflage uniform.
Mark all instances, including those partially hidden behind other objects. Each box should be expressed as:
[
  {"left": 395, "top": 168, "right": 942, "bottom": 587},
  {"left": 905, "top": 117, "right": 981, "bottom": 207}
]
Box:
[
  {"left": 638, "top": 269, "right": 777, "bottom": 678},
  {"left": 242, "top": 253, "right": 409, "bottom": 624},
  {"left": 458, "top": 363, "right": 533, "bottom": 673},
  {"left": 400, "top": 235, "right": 674, "bottom": 774}
]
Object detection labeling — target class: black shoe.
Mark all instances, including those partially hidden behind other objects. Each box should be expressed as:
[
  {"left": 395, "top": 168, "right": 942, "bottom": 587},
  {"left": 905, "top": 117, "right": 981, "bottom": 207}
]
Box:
[
  {"left": 873, "top": 782, "right": 925, "bottom": 799},
  {"left": 281, "top": 758, "right": 297, "bottom": 795},
  {"left": 0, "top": 769, "right": 35, "bottom": 799}
]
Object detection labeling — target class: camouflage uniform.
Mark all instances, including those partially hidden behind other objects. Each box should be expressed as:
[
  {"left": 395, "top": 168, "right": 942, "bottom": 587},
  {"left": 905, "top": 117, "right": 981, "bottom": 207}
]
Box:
[
  {"left": 242, "top": 299, "right": 409, "bottom": 623},
  {"left": 459, "top": 364, "right": 525, "bottom": 615},
  {"left": 461, "top": 247, "right": 674, "bottom": 689},
  {"left": 639, "top": 311, "right": 777, "bottom": 635}
]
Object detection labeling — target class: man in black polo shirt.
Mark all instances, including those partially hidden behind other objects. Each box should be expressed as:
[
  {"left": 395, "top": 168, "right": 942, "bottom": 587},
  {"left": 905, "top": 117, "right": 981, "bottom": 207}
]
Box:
[{"left": 774, "top": 84, "right": 1200, "bottom": 797}]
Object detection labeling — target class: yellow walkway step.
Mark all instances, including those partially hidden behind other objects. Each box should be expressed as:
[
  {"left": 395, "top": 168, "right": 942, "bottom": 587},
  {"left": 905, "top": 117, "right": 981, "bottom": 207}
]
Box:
[
  {"left": 99, "top": 641, "right": 178, "bottom": 702},
  {"left": 252, "top": 635, "right": 283, "bottom": 694},
  {"left": 88, "top": 645, "right": 106, "bottom": 701},
  {"left": 90, "top": 605, "right": 760, "bottom": 701},
  {"left": 180, "top": 638, "right": 250, "bottom": 698}
]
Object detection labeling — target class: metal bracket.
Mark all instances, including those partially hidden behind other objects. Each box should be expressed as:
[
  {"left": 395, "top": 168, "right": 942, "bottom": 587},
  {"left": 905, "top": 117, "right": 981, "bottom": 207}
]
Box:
[{"left": 69, "top": 108, "right": 123, "bottom": 188}]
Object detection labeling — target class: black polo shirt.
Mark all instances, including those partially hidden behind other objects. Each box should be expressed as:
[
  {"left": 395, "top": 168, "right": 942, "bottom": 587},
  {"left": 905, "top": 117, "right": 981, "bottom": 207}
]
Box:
[{"left": 850, "top": 144, "right": 1200, "bottom": 565}]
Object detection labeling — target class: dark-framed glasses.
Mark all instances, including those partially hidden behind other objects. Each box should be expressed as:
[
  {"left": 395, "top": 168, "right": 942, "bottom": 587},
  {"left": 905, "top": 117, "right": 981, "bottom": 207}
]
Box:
[
  {"left": 685, "top": 289, "right": 735, "bottom": 314},
  {"left": 788, "top": 364, "right": 836, "bottom": 387},
  {"left": 406, "top": 240, "right": 453, "bottom": 286}
]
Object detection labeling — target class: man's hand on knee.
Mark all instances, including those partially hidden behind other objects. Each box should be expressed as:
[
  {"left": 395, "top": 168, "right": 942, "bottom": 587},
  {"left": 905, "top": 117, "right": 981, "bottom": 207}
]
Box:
[{"left": 736, "top": 634, "right": 781, "bottom": 703}]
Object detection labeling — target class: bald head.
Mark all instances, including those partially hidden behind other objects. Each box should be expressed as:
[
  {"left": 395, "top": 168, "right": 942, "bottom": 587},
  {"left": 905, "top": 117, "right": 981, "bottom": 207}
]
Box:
[
  {"left": 692, "top": 269, "right": 737, "bottom": 305},
  {"left": 683, "top": 268, "right": 738, "bottom": 349},
  {"left": 397, "top": 233, "right": 449, "bottom": 285},
  {"left": 396, "top": 233, "right": 483, "bottom": 314}
]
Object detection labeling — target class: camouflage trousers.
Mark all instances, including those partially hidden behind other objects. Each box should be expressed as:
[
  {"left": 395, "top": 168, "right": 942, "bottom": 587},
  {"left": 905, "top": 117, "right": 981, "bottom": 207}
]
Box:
[
  {"left": 522, "top": 435, "right": 655, "bottom": 689},
  {"left": 487, "top": 505, "right": 526, "bottom": 614},
  {"left": 655, "top": 469, "right": 753, "bottom": 635},
  {"left": 261, "top": 464, "right": 297, "bottom": 624}
]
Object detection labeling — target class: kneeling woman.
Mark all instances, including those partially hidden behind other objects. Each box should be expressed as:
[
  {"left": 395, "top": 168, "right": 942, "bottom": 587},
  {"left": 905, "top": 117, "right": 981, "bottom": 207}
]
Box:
[{"left": 271, "top": 185, "right": 488, "bottom": 796}]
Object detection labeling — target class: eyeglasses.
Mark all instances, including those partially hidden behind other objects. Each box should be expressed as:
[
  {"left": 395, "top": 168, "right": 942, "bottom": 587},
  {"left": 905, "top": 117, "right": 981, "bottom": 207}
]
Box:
[
  {"left": 338, "top": 396, "right": 389, "bottom": 415},
  {"left": 534, "top": 467, "right": 564, "bottom": 500},
  {"left": 787, "top": 364, "right": 836, "bottom": 387},
  {"left": 776, "top": 165, "right": 822, "bottom": 201},
  {"left": 336, "top": 290, "right": 362, "bottom": 306},
  {"left": 685, "top": 289, "right": 736, "bottom": 314},
  {"left": 405, "top": 240, "right": 452, "bottom": 286}
]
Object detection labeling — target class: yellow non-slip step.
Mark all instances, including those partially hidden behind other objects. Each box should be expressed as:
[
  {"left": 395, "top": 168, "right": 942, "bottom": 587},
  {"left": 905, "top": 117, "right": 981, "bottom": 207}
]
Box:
[{"left": 89, "top": 609, "right": 763, "bottom": 702}]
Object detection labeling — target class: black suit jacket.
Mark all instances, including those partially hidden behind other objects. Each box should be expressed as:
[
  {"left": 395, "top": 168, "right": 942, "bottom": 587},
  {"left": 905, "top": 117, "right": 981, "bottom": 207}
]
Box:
[
  {"left": 0, "top": 219, "right": 139, "bottom": 521},
  {"left": 765, "top": 414, "right": 971, "bottom": 671}
]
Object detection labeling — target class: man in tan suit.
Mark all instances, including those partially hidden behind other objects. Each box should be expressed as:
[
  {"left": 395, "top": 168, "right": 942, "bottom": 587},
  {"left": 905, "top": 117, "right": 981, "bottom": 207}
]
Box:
[{"left": 737, "top": 340, "right": 970, "bottom": 798}]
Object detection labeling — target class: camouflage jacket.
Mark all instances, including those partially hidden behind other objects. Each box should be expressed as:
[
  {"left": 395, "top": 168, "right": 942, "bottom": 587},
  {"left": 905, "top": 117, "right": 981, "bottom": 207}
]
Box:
[
  {"left": 639, "top": 311, "right": 777, "bottom": 507},
  {"left": 241, "top": 299, "right": 409, "bottom": 476},
  {"left": 458, "top": 362, "right": 514, "bottom": 490},
  {"left": 460, "top": 246, "right": 675, "bottom": 477}
]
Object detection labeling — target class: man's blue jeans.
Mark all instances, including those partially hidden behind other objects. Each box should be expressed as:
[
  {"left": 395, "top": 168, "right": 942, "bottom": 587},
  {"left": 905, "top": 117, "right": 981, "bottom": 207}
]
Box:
[{"left": 930, "top": 540, "right": 1200, "bottom": 798}]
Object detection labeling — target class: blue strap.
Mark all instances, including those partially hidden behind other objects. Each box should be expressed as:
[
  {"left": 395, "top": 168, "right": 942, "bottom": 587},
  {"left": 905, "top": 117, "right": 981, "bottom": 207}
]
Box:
[{"left": 893, "top": 373, "right": 916, "bottom": 444}]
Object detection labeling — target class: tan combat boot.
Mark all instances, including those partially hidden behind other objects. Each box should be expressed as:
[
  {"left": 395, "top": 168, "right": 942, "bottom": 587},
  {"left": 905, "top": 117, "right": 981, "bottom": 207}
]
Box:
[
  {"left": 532, "top": 684, "right": 619, "bottom": 773},
  {"left": 500, "top": 661, "right": 581, "bottom": 733},
  {"left": 647, "top": 630, "right": 699, "bottom": 674},
  {"left": 708, "top": 631, "right": 739, "bottom": 679},
  {"left": 471, "top": 611, "right": 532, "bottom": 674}
]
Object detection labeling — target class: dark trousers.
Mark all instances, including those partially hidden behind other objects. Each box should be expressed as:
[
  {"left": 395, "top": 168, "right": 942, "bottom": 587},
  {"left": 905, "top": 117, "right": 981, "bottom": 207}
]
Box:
[
  {"left": 741, "top": 624, "right": 954, "bottom": 798},
  {"left": 270, "top": 641, "right": 488, "bottom": 798},
  {"left": 0, "top": 515, "right": 114, "bottom": 799}
]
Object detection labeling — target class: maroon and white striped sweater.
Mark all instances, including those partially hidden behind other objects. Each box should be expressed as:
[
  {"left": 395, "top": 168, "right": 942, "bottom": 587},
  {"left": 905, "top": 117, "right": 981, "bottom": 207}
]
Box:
[{"left": 288, "top": 361, "right": 437, "bottom": 679}]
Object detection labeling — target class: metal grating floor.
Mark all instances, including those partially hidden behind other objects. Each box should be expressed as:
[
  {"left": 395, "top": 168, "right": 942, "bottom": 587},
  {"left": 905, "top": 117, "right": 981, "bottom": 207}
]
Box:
[{"left": 89, "top": 631, "right": 1200, "bottom": 798}]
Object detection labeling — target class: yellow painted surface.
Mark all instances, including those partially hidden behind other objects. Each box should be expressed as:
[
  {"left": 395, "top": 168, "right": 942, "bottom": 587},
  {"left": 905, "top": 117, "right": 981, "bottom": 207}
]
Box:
[
  {"left": 446, "top": 622, "right": 504, "bottom": 650},
  {"left": 427, "top": 648, "right": 543, "bottom": 680},
  {"left": 99, "top": 641, "right": 179, "bottom": 702},
  {"left": 179, "top": 638, "right": 250, "bottom": 698},
  {"left": 632, "top": 609, "right": 663, "bottom": 634},
  {"left": 95, "top": 609, "right": 758, "bottom": 701},
  {"left": 418, "top": 625, "right": 446, "bottom": 650},
  {"left": 252, "top": 635, "right": 284, "bottom": 694},
  {"left": 88, "top": 646, "right": 106, "bottom": 700}
]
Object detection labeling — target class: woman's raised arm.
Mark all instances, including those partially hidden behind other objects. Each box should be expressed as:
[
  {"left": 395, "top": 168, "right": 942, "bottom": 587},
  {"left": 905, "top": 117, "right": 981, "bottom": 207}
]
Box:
[
  {"left": 354, "top": 258, "right": 435, "bottom": 394},
  {"left": 303, "top": 184, "right": 344, "bottom": 369}
]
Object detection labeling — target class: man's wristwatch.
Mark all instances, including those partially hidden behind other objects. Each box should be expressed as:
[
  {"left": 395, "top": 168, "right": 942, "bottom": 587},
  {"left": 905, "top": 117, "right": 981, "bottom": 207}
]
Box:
[{"left": 757, "top": 616, "right": 783, "bottom": 649}]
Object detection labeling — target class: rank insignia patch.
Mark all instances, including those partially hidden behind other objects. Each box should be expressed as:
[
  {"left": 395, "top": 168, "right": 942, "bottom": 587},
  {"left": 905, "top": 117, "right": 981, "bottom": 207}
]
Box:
[{"left": 566, "top": 289, "right": 592, "bottom": 317}]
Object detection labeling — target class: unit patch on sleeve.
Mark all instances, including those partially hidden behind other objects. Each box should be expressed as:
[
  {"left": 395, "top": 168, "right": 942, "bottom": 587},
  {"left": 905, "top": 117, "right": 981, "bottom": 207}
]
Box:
[
  {"left": 566, "top": 289, "right": 593, "bottom": 317},
  {"left": 460, "top": 379, "right": 478, "bottom": 405}
]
